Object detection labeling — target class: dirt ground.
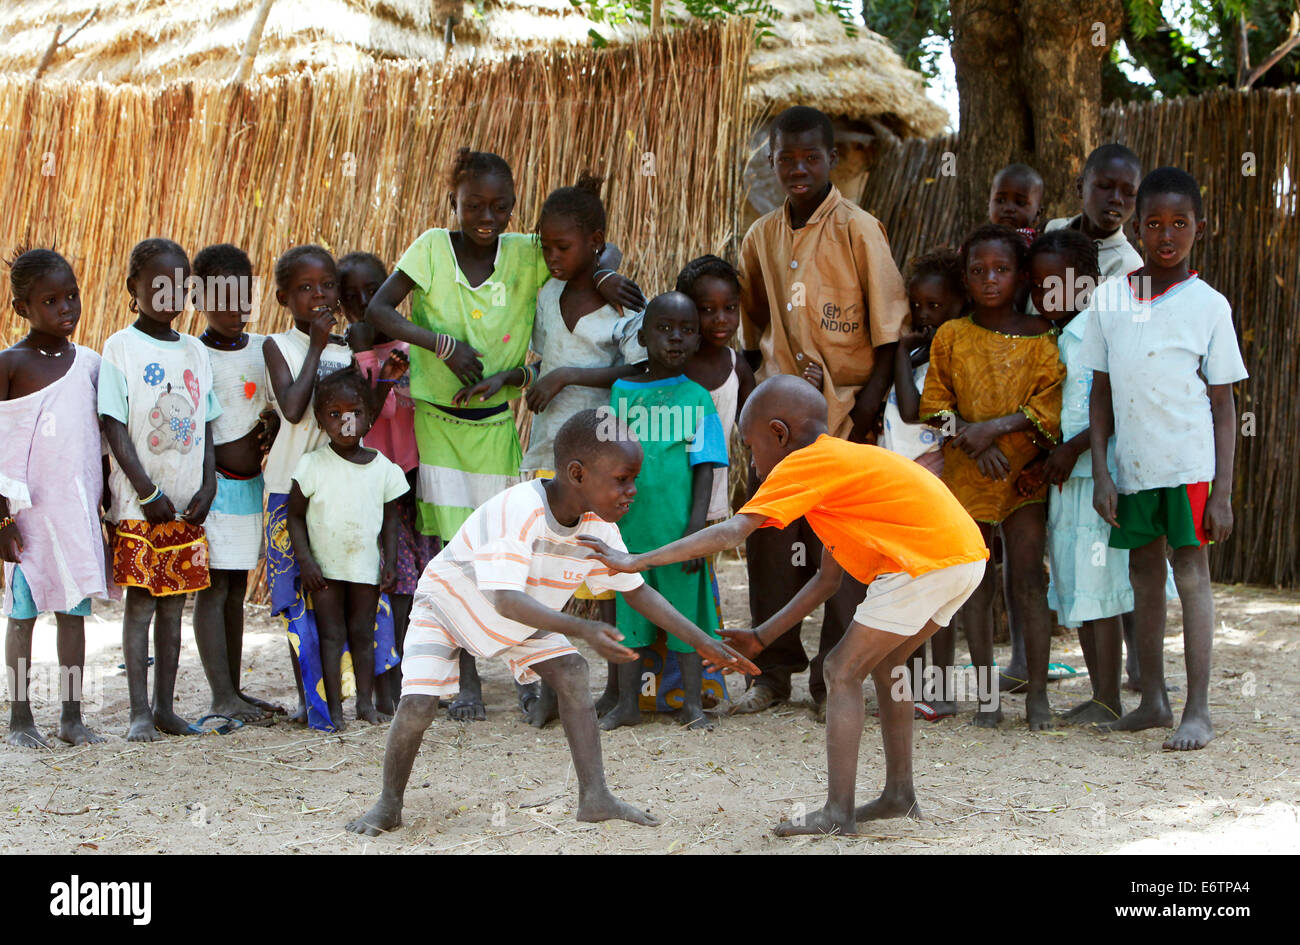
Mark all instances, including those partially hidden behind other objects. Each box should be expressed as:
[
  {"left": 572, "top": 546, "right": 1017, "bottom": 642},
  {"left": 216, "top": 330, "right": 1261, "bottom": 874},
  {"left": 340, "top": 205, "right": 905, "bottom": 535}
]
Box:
[{"left": 2, "top": 554, "right": 1296, "bottom": 855}]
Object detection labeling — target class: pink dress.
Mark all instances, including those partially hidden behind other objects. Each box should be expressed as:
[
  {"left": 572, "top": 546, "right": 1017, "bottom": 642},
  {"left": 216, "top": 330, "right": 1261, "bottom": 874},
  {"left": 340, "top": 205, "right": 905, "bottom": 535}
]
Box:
[{"left": 356, "top": 341, "right": 419, "bottom": 473}]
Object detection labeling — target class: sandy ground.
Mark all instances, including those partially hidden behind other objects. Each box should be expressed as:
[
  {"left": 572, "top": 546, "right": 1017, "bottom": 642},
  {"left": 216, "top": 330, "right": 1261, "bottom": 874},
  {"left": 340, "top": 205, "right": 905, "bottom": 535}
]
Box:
[{"left": 2, "top": 554, "right": 1297, "bottom": 855}]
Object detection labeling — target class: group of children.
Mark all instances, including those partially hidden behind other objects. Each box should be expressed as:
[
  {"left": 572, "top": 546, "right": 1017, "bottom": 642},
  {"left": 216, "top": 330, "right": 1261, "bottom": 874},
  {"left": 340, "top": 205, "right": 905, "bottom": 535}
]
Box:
[{"left": 2, "top": 104, "right": 1247, "bottom": 837}]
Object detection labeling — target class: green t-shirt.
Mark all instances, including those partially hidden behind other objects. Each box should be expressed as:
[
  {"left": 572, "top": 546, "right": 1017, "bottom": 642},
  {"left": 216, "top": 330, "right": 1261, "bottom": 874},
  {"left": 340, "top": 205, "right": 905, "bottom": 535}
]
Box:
[{"left": 395, "top": 229, "right": 550, "bottom": 407}]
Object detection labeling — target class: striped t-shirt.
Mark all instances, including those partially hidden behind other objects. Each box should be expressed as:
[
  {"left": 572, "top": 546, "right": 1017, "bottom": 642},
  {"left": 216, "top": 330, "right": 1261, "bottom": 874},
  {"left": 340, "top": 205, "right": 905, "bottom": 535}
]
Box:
[{"left": 412, "top": 479, "right": 643, "bottom": 649}]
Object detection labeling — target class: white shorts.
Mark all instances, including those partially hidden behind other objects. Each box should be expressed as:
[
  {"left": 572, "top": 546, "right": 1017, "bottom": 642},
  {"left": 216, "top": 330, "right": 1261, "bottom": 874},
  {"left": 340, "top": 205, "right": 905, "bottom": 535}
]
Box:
[
  {"left": 852, "top": 559, "right": 987, "bottom": 637},
  {"left": 400, "top": 617, "right": 577, "bottom": 698}
]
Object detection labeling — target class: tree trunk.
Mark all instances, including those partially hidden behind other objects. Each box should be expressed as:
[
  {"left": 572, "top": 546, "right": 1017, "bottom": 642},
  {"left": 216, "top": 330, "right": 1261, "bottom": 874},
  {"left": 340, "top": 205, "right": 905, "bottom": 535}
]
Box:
[{"left": 950, "top": 0, "right": 1124, "bottom": 230}]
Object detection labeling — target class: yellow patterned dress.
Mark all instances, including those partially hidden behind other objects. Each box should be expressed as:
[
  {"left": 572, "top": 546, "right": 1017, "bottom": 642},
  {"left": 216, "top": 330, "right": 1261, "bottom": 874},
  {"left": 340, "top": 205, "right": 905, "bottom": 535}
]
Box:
[{"left": 918, "top": 316, "right": 1065, "bottom": 523}]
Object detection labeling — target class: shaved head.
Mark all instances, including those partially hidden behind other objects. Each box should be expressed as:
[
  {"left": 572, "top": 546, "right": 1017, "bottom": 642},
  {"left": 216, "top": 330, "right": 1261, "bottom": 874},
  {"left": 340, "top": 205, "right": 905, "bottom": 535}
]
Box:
[{"left": 740, "top": 374, "right": 828, "bottom": 435}]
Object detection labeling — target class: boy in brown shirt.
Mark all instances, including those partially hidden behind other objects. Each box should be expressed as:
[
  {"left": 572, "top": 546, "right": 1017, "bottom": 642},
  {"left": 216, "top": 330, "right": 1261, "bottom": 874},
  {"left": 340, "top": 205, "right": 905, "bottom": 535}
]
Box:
[{"left": 735, "top": 106, "right": 909, "bottom": 716}]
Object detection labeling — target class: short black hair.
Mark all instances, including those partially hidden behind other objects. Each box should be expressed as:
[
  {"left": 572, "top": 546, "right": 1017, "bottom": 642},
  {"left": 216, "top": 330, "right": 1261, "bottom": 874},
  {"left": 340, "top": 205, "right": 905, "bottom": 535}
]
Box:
[
  {"left": 1136, "top": 166, "right": 1203, "bottom": 219},
  {"left": 906, "top": 249, "right": 965, "bottom": 298},
  {"left": 337, "top": 251, "right": 387, "bottom": 281},
  {"left": 193, "top": 243, "right": 252, "bottom": 281},
  {"left": 555, "top": 407, "right": 635, "bottom": 469},
  {"left": 769, "top": 106, "right": 835, "bottom": 152},
  {"left": 313, "top": 367, "right": 371, "bottom": 418},
  {"left": 1027, "top": 228, "right": 1100, "bottom": 282},
  {"left": 992, "top": 163, "right": 1044, "bottom": 193},
  {"left": 1083, "top": 143, "right": 1141, "bottom": 180},
  {"left": 274, "top": 244, "right": 335, "bottom": 291},
  {"left": 960, "top": 223, "right": 1029, "bottom": 272},
  {"left": 446, "top": 147, "right": 514, "bottom": 192},
  {"left": 537, "top": 172, "right": 607, "bottom": 236},
  {"left": 7, "top": 248, "right": 74, "bottom": 303},
  {"left": 127, "top": 238, "right": 188, "bottom": 292},
  {"left": 675, "top": 254, "right": 740, "bottom": 298}
]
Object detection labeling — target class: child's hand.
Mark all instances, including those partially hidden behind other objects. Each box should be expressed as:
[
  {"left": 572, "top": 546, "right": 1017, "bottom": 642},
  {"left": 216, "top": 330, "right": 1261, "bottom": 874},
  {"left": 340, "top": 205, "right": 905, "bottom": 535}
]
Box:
[
  {"left": 718, "top": 628, "right": 764, "bottom": 662},
  {"left": 952, "top": 420, "right": 998, "bottom": 457},
  {"left": 576, "top": 535, "right": 641, "bottom": 573},
  {"left": 596, "top": 273, "right": 647, "bottom": 313},
  {"left": 975, "top": 444, "right": 1011, "bottom": 480},
  {"left": 182, "top": 485, "right": 216, "bottom": 526},
  {"left": 379, "top": 348, "right": 409, "bottom": 382},
  {"left": 258, "top": 408, "right": 281, "bottom": 454},
  {"left": 0, "top": 519, "right": 23, "bottom": 563},
  {"left": 453, "top": 372, "right": 506, "bottom": 407},
  {"left": 299, "top": 559, "right": 328, "bottom": 594},
  {"left": 308, "top": 308, "right": 338, "bottom": 349},
  {"left": 584, "top": 622, "right": 638, "bottom": 663},
  {"left": 380, "top": 562, "right": 397, "bottom": 593},
  {"left": 346, "top": 320, "right": 375, "bottom": 352},
  {"left": 1203, "top": 490, "right": 1233, "bottom": 542},
  {"left": 141, "top": 491, "right": 177, "bottom": 525},
  {"left": 1092, "top": 475, "right": 1120, "bottom": 528},
  {"left": 696, "top": 637, "right": 762, "bottom": 677},
  {"left": 444, "top": 338, "right": 484, "bottom": 387},
  {"left": 681, "top": 556, "right": 705, "bottom": 575},
  {"left": 1043, "top": 442, "right": 1080, "bottom": 486},
  {"left": 525, "top": 370, "right": 567, "bottom": 413},
  {"left": 1013, "top": 454, "right": 1047, "bottom": 496},
  {"left": 801, "top": 359, "right": 823, "bottom": 389},
  {"left": 899, "top": 325, "right": 932, "bottom": 350}
]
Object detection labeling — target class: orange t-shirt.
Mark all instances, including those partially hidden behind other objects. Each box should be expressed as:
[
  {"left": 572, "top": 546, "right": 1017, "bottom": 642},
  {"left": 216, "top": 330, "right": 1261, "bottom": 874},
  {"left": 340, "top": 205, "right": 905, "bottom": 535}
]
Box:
[{"left": 739, "top": 435, "right": 988, "bottom": 586}]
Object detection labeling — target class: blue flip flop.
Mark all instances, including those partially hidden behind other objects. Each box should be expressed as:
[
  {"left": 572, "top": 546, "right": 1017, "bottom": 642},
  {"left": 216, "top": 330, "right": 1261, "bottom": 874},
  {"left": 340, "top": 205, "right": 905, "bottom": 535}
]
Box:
[
  {"left": 1047, "top": 662, "right": 1080, "bottom": 681},
  {"left": 194, "top": 714, "right": 244, "bottom": 735}
]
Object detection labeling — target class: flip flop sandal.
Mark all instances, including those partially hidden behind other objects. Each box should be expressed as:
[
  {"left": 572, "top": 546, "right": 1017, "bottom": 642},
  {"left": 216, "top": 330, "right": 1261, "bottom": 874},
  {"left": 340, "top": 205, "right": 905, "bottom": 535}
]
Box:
[
  {"left": 913, "top": 700, "right": 956, "bottom": 722},
  {"left": 194, "top": 714, "right": 244, "bottom": 735},
  {"left": 1046, "top": 662, "right": 1080, "bottom": 681},
  {"left": 116, "top": 656, "right": 155, "bottom": 670}
]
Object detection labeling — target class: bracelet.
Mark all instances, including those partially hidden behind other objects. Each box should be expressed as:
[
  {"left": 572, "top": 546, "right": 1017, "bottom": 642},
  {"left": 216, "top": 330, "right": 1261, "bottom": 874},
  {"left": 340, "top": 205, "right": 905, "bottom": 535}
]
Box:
[
  {"left": 595, "top": 270, "right": 617, "bottom": 288},
  {"left": 435, "top": 333, "right": 455, "bottom": 360},
  {"left": 139, "top": 484, "right": 162, "bottom": 505},
  {"left": 519, "top": 363, "right": 540, "bottom": 389},
  {"left": 0, "top": 516, "right": 14, "bottom": 531}
]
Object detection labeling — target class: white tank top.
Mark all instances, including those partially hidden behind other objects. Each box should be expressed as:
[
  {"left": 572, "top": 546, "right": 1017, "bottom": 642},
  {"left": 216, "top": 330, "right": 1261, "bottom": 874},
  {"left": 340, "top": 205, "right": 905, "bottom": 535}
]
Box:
[
  {"left": 707, "top": 348, "right": 741, "bottom": 521},
  {"left": 261, "top": 328, "right": 353, "bottom": 495}
]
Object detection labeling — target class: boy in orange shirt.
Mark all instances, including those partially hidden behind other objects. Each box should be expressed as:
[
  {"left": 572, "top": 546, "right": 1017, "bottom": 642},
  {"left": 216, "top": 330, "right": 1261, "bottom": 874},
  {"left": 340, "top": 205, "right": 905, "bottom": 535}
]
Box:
[{"left": 581, "top": 375, "right": 988, "bottom": 835}]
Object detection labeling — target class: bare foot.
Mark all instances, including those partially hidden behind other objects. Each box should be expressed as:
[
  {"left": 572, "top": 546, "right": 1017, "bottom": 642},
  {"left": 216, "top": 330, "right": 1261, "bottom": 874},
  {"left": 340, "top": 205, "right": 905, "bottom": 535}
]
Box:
[
  {"left": 1098, "top": 700, "right": 1173, "bottom": 733},
  {"left": 1060, "top": 699, "right": 1122, "bottom": 725},
  {"left": 154, "top": 709, "right": 197, "bottom": 736},
  {"left": 854, "top": 792, "right": 921, "bottom": 822},
  {"left": 576, "top": 792, "right": 661, "bottom": 826},
  {"left": 56, "top": 719, "right": 104, "bottom": 745},
  {"left": 593, "top": 688, "right": 618, "bottom": 717},
  {"left": 6, "top": 722, "right": 49, "bottom": 748},
  {"left": 523, "top": 684, "right": 558, "bottom": 729},
  {"left": 357, "top": 705, "right": 392, "bottom": 725},
  {"left": 1163, "top": 711, "right": 1213, "bottom": 751},
  {"left": 210, "top": 696, "right": 267, "bottom": 723},
  {"left": 346, "top": 797, "right": 402, "bottom": 835},
  {"left": 288, "top": 704, "right": 308, "bottom": 726},
  {"left": 447, "top": 692, "right": 486, "bottom": 722},
  {"left": 774, "top": 806, "right": 855, "bottom": 836},
  {"left": 597, "top": 702, "right": 641, "bottom": 731},
  {"left": 972, "top": 706, "right": 1002, "bottom": 728},
  {"left": 999, "top": 667, "right": 1029, "bottom": 693},
  {"left": 126, "top": 713, "right": 160, "bottom": 742},
  {"left": 674, "top": 706, "right": 714, "bottom": 730},
  {"left": 239, "top": 691, "right": 288, "bottom": 714},
  {"left": 1026, "top": 691, "right": 1055, "bottom": 731}
]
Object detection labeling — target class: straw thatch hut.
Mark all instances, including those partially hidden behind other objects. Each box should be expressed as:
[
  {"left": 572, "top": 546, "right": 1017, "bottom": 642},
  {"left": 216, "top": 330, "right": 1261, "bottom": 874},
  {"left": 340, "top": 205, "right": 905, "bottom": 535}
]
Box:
[{"left": 0, "top": 0, "right": 947, "bottom": 219}]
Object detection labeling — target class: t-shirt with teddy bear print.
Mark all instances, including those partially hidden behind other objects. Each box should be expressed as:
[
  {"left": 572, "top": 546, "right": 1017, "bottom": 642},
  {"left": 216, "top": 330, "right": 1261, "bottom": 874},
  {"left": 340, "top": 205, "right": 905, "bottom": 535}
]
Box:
[{"left": 99, "top": 326, "right": 223, "bottom": 524}]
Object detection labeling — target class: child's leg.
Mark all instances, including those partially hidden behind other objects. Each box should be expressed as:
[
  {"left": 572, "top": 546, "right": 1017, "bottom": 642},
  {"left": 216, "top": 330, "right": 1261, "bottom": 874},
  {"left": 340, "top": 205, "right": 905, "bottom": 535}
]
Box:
[
  {"left": 343, "top": 582, "right": 386, "bottom": 724},
  {"left": 775, "top": 621, "right": 932, "bottom": 836},
  {"left": 150, "top": 593, "right": 193, "bottom": 736},
  {"left": 674, "top": 650, "right": 711, "bottom": 730},
  {"left": 924, "top": 624, "right": 958, "bottom": 716},
  {"left": 532, "top": 653, "right": 659, "bottom": 826},
  {"left": 961, "top": 523, "right": 1000, "bottom": 726},
  {"left": 1121, "top": 610, "right": 1142, "bottom": 691},
  {"left": 53, "top": 613, "right": 102, "bottom": 745},
  {"left": 288, "top": 639, "right": 308, "bottom": 724},
  {"left": 345, "top": 693, "right": 439, "bottom": 835},
  {"left": 598, "top": 652, "right": 643, "bottom": 731},
  {"left": 593, "top": 598, "right": 620, "bottom": 716},
  {"left": 1101, "top": 539, "right": 1174, "bottom": 733},
  {"left": 447, "top": 651, "right": 486, "bottom": 721},
  {"left": 1062, "top": 616, "right": 1123, "bottom": 723},
  {"left": 123, "top": 586, "right": 160, "bottom": 741},
  {"left": 5, "top": 616, "right": 46, "bottom": 748},
  {"left": 194, "top": 571, "right": 259, "bottom": 720},
  {"left": 376, "top": 592, "right": 413, "bottom": 715},
  {"left": 1001, "top": 503, "right": 1054, "bottom": 729},
  {"left": 311, "top": 583, "right": 349, "bottom": 731},
  {"left": 528, "top": 597, "right": 614, "bottom": 729},
  {"left": 1000, "top": 530, "right": 1029, "bottom": 688},
  {"left": 1165, "top": 543, "right": 1214, "bottom": 750}
]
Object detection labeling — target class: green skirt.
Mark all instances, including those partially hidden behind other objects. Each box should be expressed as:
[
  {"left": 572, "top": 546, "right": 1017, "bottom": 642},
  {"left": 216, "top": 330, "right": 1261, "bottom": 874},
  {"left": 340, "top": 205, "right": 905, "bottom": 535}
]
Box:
[{"left": 414, "top": 400, "right": 521, "bottom": 542}]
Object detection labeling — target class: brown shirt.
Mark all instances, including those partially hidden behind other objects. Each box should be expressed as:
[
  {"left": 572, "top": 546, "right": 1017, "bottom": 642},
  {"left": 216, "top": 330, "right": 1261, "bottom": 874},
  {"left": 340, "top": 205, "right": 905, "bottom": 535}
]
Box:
[{"left": 738, "top": 185, "right": 908, "bottom": 438}]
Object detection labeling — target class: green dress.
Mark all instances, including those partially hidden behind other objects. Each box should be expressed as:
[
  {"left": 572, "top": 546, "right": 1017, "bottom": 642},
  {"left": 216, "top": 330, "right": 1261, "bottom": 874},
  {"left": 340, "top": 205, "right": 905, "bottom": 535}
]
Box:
[
  {"left": 610, "top": 375, "right": 729, "bottom": 652},
  {"left": 395, "top": 229, "right": 550, "bottom": 540}
]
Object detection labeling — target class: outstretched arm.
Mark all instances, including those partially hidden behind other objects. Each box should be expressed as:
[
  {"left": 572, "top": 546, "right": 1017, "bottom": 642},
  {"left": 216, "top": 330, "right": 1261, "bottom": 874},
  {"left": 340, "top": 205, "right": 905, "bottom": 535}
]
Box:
[
  {"left": 721, "top": 549, "right": 844, "bottom": 659},
  {"left": 578, "top": 513, "right": 763, "bottom": 573},
  {"left": 621, "top": 584, "right": 760, "bottom": 675},
  {"left": 485, "top": 589, "right": 637, "bottom": 663}
]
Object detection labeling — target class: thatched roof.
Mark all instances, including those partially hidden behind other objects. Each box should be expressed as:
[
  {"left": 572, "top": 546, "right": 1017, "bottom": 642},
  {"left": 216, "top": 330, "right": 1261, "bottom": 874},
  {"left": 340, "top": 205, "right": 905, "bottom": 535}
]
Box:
[{"left": 0, "top": 0, "right": 946, "bottom": 138}]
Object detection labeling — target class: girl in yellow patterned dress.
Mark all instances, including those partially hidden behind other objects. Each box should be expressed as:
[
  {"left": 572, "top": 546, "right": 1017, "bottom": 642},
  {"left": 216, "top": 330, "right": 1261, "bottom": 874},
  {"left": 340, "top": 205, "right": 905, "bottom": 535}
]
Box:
[{"left": 919, "top": 224, "right": 1064, "bottom": 732}]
